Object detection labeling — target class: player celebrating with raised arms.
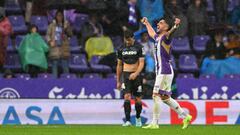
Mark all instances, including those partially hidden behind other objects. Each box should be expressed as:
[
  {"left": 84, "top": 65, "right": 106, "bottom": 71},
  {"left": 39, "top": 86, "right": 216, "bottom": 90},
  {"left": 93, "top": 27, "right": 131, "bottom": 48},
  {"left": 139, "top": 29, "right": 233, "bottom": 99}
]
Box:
[
  {"left": 141, "top": 16, "right": 192, "bottom": 129},
  {"left": 116, "top": 30, "right": 145, "bottom": 127}
]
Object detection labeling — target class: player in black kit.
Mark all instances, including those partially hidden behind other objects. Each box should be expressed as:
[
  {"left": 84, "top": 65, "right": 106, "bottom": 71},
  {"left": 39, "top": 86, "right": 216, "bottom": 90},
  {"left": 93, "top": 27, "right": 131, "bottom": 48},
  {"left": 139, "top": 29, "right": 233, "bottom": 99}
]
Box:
[{"left": 116, "top": 30, "right": 145, "bottom": 127}]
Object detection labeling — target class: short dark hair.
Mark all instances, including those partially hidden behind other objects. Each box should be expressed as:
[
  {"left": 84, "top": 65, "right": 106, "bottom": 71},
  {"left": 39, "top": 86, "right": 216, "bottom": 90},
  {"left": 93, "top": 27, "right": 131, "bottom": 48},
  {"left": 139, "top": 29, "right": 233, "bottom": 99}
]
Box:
[
  {"left": 155, "top": 15, "right": 174, "bottom": 30},
  {"left": 162, "top": 16, "right": 174, "bottom": 30},
  {"left": 55, "top": 9, "right": 64, "bottom": 24},
  {"left": 28, "top": 24, "right": 38, "bottom": 33},
  {"left": 124, "top": 30, "right": 134, "bottom": 39}
]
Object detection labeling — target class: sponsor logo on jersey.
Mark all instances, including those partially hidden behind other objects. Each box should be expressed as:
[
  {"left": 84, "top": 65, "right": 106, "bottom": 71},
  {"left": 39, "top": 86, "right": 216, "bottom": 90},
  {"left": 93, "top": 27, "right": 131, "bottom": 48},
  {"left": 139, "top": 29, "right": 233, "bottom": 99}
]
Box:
[{"left": 122, "top": 51, "right": 137, "bottom": 55}]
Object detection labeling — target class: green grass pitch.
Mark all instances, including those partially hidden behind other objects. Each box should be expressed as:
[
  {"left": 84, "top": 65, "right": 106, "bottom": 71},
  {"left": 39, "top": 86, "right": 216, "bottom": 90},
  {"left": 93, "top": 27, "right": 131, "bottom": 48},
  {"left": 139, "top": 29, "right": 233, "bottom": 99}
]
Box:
[{"left": 0, "top": 125, "right": 239, "bottom": 135}]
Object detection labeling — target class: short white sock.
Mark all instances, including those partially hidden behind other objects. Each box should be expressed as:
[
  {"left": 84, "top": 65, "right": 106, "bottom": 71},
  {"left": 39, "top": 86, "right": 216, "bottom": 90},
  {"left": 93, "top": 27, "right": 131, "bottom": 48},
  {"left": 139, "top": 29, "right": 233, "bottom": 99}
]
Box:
[
  {"left": 163, "top": 97, "right": 187, "bottom": 119},
  {"left": 152, "top": 96, "right": 161, "bottom": 124}
]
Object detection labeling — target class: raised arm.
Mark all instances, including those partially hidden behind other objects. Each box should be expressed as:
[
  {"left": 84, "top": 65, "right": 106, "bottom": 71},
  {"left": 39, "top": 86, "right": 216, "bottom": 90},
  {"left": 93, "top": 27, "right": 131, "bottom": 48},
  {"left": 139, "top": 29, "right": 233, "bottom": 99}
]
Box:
[
  {"left": 116, "top": 59, "right": 123, "bottom": 89},
  {"left": 141, "top": 17, "right": 156, "bottom": 39},
  {"left": 166, "top": 18, "right": 181, "bottom": 39}
]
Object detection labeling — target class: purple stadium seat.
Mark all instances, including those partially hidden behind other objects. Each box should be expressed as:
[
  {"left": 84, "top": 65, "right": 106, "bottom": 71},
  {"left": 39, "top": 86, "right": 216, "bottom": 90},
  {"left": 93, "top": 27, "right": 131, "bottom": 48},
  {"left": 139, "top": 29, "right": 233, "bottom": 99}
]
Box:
[
  {"left": 83, "top": 73, "right": 101, "bottom": 79},
  {"left": 208, "top": 16, "right": 217, "bottom": 25},
  {"left": 73, "top": 14, "right": 89, "bottom": 34},
  {"left": 171, "top": 55, "right": 177, "bottom": 70},
  {"left": 47, "top": 10, "right": 56, "bottom": 23},
  {"left": 90, "top": 56, "right": 112, "bottom": 73},
  {"left": 177, "top": 73, "right": 194, "bottom": 78},
  {"left": 193, "top": 35, "right": 211, "bottom": 53},
  {"left": 15, "top": 74, "right": 31, "bottom": 79},
  {"left": 111, "top": 36, "right": 124, "bottom": 50},
  {"left": 106, "top": 73, "right": 116, "bottom": 79},
  {"left": 4, "top": 54, "right": 15, "bottom": 66},
  {"left": 60, "top": 73, "right": 77, "bottom": 79},
  {"left": 70, "top": 36, "right": 81, "bottom": 53},
  {"left": 199, "top": 74, "right": 216, "bottom": 79},
  {"left": 38, "top": 73, "right": 54, "bottom": 79},
  {"left": 228, "top": 0, "right": 239, "bottom": 12},
  {"left": 4, "top": 54, "right": 21, "bottom": 70},
  {"left": 7, "top": 37, "right": 15, "bottom": 52},
  {"left": 69, "top": 54, "right": 89, "bottom": 73},
  {"left": 172, "top": 37, "right": 191, "bottom": 54},
  {"left": 206, "top": 0, "right": 214, "bottom": 12},
  {"left": 15, "top": 35, "right": 25, "bottom": 47},
  {"left": 30, "top": 16, "right": 48, "bottom": 34},
  {"left": 178, "top": 54, "right": 198, "bottom": 72},
  {"left": 90, "top": 56, "right": 102, "bottom": 64},
  {"left": 5, "top": 0, "right": 22, "bottom": 15},
  {"left": 224, "top": 74, "right": 240, "bottom": 79},
  {"left": 8, "top": 16, "right": 27, "bottom": 34}
]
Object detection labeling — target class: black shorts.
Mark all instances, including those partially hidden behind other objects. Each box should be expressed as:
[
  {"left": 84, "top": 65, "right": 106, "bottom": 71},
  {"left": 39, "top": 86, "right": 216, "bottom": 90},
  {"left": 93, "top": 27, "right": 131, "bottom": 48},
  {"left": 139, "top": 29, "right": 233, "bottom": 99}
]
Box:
[{"left": 122, "top": 72, "right": 143, "bottom": 97}]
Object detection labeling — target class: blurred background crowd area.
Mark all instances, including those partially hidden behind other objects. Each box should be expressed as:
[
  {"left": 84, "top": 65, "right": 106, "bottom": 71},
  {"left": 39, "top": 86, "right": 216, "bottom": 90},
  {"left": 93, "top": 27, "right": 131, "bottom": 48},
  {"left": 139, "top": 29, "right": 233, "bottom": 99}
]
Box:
[{"left": 0, "top": 0, "right": 239, "bottom": 83}]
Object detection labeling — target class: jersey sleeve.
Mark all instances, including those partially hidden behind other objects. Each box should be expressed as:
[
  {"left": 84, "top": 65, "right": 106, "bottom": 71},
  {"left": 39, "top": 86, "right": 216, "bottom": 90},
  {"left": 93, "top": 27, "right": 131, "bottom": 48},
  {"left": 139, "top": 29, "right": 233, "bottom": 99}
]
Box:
[
  {"left": 116, "top": 49, "right": 122, "bottom": 60},
  {"left": 138, "top": 45, "right": 145, "bottom": 58}
]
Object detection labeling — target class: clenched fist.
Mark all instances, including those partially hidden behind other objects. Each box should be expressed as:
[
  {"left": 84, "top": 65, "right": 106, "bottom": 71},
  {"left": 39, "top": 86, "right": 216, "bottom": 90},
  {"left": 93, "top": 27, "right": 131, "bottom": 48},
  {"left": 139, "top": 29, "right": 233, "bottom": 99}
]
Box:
[{"left": 141, "top": 17, "right": 149, "bottom": 25}]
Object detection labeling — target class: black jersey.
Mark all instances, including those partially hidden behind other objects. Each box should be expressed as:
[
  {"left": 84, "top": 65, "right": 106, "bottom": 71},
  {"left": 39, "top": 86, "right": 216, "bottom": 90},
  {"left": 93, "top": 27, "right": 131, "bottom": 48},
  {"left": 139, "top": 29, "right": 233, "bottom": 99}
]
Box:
[{"left": 117, "top": 42, "right": 145, "bottom": 64}]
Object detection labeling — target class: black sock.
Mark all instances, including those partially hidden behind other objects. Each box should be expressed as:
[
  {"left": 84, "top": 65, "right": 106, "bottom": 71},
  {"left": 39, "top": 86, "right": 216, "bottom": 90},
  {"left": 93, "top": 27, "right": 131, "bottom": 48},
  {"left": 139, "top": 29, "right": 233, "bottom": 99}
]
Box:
[
  {"left": 135, "top": 101, "right": 142, "bottom": 119},
  {"left": 124, "top": 100, "right": 131, "bottom": 121}
]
